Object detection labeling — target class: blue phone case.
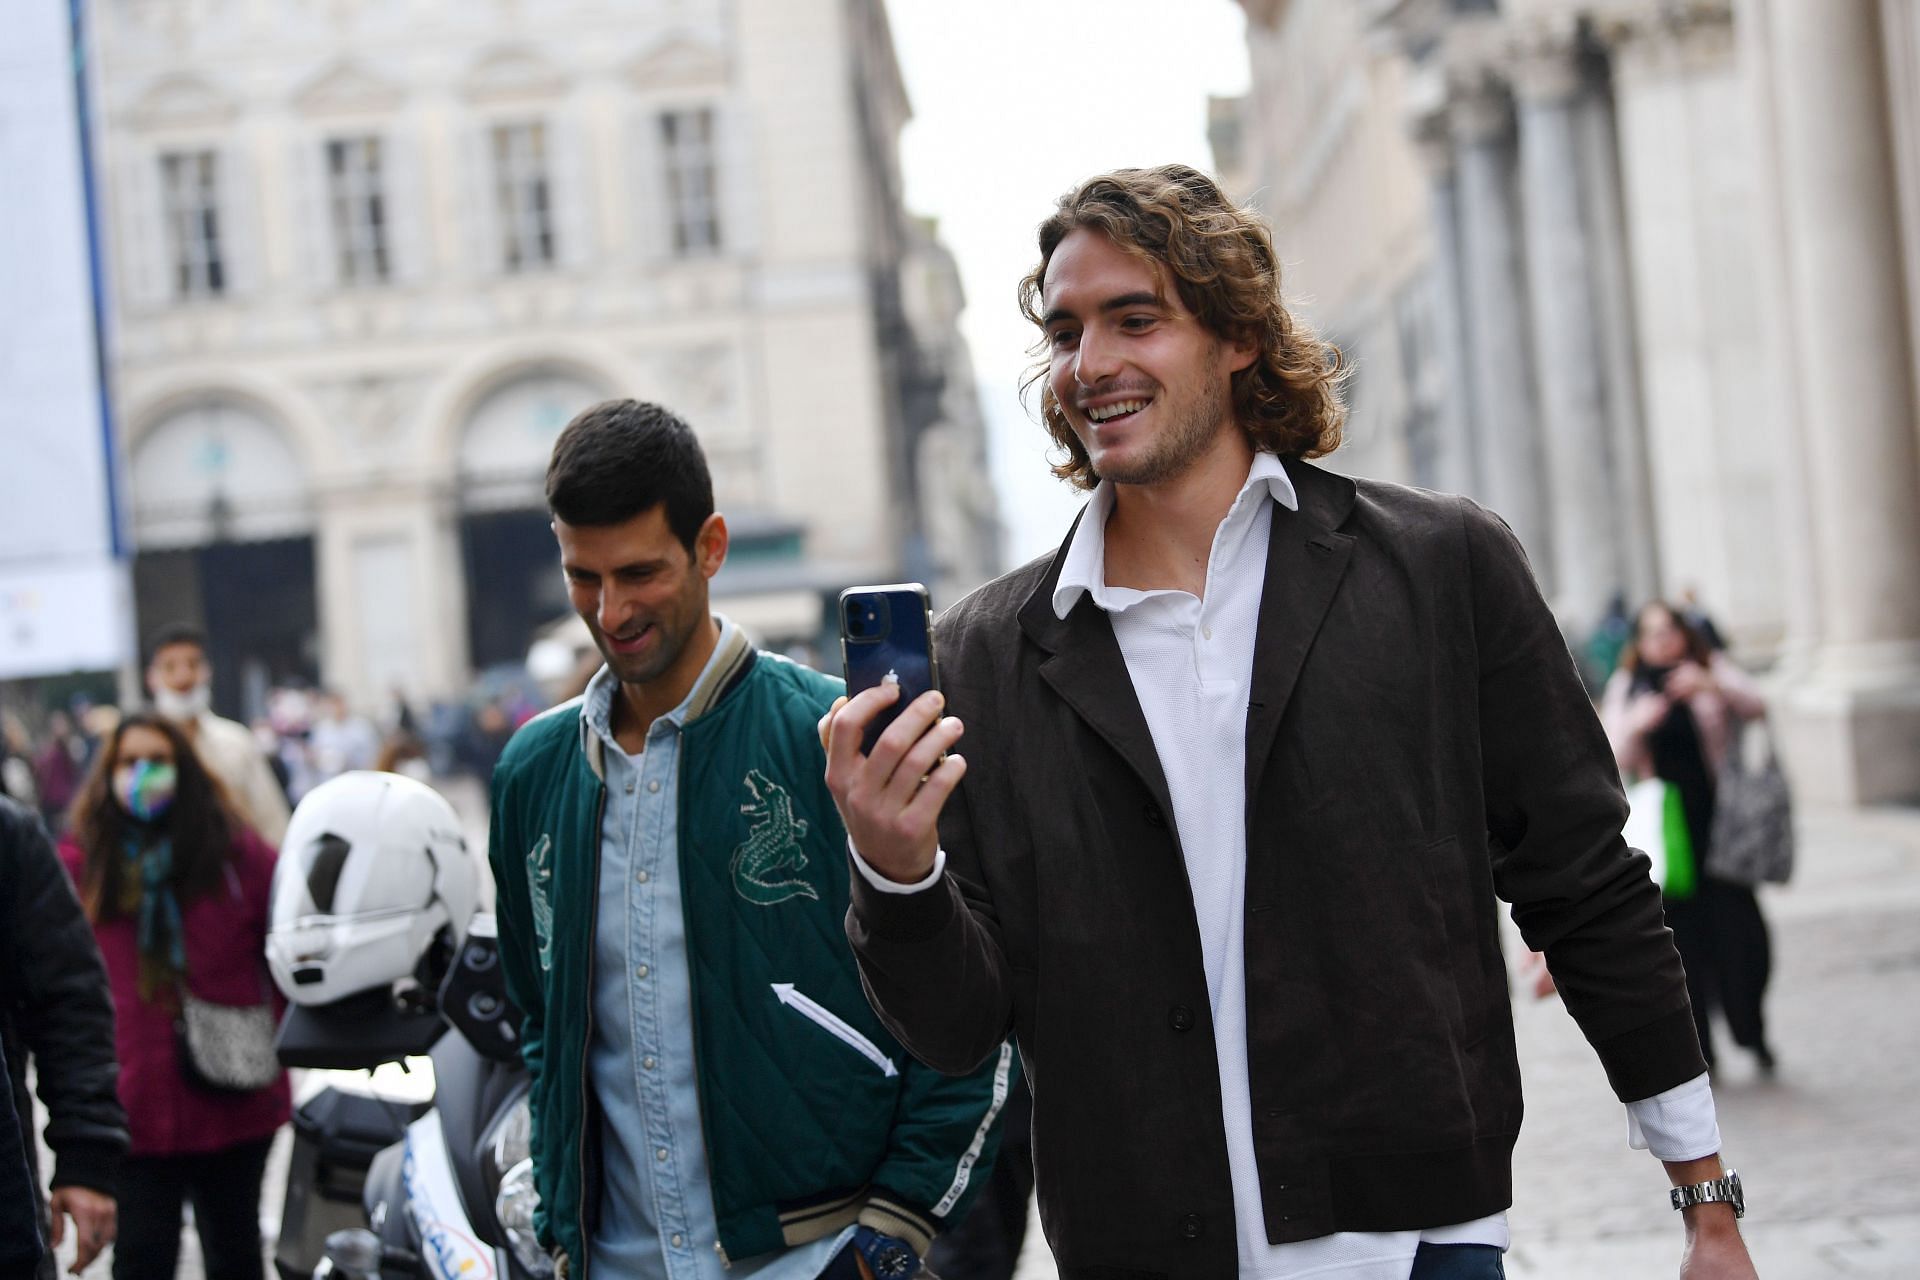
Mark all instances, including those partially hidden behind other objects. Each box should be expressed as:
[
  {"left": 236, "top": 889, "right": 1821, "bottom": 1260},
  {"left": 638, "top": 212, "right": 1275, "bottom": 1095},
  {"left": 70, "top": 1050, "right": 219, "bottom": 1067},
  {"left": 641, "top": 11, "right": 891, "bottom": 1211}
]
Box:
[{"left": 839, "top": 584, "right": 940, "bottom": 756}]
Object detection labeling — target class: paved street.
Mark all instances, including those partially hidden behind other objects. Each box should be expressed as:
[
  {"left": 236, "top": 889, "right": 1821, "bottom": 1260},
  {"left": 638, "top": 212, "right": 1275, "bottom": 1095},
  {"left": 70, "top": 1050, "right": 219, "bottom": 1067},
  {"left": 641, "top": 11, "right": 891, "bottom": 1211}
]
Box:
[
  {"left": 37, "top": 805, "right": 1920, "bottom": 1279},
  {"left": 1009, "top": 806, "right": 1920, "bottom": 1280}
]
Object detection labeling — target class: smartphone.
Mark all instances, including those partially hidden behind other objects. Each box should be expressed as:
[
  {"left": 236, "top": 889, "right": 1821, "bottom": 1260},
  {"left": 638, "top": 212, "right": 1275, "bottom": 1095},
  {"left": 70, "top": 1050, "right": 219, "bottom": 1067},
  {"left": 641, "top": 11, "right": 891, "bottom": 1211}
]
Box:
[{"left": 839, "top": 583, "right": 941, "bottom": 756}]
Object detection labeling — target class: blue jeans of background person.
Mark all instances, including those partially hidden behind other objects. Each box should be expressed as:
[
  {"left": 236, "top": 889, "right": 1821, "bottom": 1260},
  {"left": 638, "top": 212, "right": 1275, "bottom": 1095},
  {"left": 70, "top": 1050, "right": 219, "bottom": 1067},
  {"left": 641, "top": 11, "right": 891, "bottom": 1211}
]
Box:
[
  {"left": 113, "top": 1136, "right": 273, "bottom": 1280},
  {"left": 1410, "top": 1242, "right": 1507, "bottom": 1278}
]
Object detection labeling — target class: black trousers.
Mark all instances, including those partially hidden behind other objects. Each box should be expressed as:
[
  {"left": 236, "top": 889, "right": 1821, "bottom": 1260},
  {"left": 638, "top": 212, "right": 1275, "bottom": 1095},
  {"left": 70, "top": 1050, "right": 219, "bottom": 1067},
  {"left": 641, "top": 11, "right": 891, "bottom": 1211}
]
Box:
[
  {"left": 1665, "top": 875, "right": 1773, "bottom": 1066},
  {"left": 113, "top": 1136, "right": 273, "bottom": 1280}
]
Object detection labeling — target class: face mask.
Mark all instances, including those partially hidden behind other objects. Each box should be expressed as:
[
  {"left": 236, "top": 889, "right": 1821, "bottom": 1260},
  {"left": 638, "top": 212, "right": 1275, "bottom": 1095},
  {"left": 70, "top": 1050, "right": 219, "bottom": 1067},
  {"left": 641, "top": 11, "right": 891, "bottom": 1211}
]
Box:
[
  {"left": 114, "top": 761, "right": 178, "bottom": 822},
  {"left": 153, "top": 682, "right": 211, "bottom": 723}
]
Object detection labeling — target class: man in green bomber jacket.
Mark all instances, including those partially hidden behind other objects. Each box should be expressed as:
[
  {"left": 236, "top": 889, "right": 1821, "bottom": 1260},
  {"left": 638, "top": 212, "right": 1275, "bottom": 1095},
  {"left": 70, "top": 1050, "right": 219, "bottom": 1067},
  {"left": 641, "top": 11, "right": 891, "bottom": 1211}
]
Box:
[{"left": 489, "top": 400, "right": 1012, "bottom": 1280}]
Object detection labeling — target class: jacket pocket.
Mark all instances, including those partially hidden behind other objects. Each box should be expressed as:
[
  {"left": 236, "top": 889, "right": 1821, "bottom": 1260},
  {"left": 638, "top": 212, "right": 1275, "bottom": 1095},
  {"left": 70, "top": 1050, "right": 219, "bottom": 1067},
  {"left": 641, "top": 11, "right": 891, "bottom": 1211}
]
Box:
[{"left": 771, "top": 982, "right": 901, "bottom": 1078}]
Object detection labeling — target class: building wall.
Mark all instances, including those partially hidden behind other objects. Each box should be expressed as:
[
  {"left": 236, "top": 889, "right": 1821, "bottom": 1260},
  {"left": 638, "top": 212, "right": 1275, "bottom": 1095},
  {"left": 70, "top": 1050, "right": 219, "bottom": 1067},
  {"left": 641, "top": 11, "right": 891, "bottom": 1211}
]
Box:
[
  {"left": 92, "top": 0, "right": 997, "bottom": 711},
  {"left": 1232, "top": 0, "right": 1920, "bottom": 803}
]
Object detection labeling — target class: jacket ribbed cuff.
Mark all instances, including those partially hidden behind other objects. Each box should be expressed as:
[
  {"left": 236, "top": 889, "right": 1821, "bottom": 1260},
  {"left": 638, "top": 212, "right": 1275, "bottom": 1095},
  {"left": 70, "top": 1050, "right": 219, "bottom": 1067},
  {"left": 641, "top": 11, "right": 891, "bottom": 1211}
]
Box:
[
  {"left": 50, "top": 1144, "right": 121, "bottom": 1200},
  {"left": 846, "top": 858, "right": 960, "bottom": 944},
  {"left": 858, "top": 1188, "right": 938, "bottom": 1258},
  {"left": 1595, "top": 1006, "right": 1711, "bottom": 1102}
]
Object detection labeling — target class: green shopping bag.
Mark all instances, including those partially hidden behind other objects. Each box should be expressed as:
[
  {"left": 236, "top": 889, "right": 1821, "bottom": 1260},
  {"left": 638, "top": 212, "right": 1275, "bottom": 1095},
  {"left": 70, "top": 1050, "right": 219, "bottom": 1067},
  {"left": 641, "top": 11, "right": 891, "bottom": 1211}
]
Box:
[
  {"left": 1623, "top": 776, "right": 1698, "bottom": 900},
  {"left": 1660, "top": 783, "right": 1697, "bottom": 900}
]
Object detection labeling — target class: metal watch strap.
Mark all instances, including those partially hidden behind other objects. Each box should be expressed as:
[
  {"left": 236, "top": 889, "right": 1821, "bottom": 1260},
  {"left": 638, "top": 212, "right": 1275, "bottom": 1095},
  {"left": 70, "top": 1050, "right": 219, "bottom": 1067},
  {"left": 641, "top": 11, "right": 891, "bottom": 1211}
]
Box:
[{"left": 1670, "top": 1169, "right": 1744, "bottom": 1219}]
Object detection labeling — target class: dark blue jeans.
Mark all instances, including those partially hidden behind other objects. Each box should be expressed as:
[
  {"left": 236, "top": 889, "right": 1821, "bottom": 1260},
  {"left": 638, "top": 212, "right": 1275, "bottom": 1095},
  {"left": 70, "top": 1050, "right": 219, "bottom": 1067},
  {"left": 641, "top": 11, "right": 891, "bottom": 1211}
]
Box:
[{"left": 1410, "top": 1242, "right": 1507, "bottom": 1278}]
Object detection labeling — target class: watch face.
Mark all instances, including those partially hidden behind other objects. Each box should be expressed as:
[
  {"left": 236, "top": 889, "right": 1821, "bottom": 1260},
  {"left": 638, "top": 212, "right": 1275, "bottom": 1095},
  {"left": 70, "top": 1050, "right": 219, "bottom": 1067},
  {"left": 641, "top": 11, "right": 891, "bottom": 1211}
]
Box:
[{"left": 872, "top": 1244, "right": 915, "bottom": 1278}]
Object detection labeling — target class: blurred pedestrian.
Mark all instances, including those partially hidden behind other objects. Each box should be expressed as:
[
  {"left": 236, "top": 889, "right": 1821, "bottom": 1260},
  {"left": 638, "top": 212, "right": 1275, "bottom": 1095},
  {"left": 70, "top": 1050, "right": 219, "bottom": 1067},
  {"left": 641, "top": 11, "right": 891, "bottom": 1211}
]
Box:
[
  {"left": 144, "top": 624, "right": 291, "bottom": 844},
  {"left": 1582, "top": 591, "right": 1633, "bottom": 692},
  {"left": 1677, "top": 586, "right": 1728, "bottom": 653},
  {"left": 1602, "top": 601, "right": 1775, "bottom": 1075},
  {"left": 34, "top": 710, "right": 90, "bottom": 836},
  {"left": 2, "top": 792, "right": 128, "bottom": 1280},
  {"left": 2, "top": 710, "right": 41, "bottom": 810},
  {"left": 373, "top": 729, "right": 433, "bottom": 783},
  {"left": 307, "top": 691, "right": 380, "bottom": 782},
  {"left": 59, "top": 712, "right": 290, "bottom": 1280}
]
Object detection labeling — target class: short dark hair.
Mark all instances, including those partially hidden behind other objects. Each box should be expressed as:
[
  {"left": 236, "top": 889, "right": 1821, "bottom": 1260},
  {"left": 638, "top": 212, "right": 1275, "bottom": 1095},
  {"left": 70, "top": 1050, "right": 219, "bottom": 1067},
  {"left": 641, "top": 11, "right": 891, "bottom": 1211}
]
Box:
[
  {"left": 144, "top": 621, "right": 208, "bottom": 668},
  {"left": 545, "top": 400, "right": 714, "bottom": 549}
]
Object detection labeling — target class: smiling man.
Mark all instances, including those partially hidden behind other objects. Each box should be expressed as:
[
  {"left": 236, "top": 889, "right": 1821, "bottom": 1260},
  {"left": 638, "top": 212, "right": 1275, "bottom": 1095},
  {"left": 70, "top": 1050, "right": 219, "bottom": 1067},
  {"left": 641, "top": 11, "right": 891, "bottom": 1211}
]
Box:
[
  {"left": 486, "top": 400, "right": 1009, "bottom": 1280},
  {"left": 826, "top": 167, "right": 1758, "bottom": 1279}
]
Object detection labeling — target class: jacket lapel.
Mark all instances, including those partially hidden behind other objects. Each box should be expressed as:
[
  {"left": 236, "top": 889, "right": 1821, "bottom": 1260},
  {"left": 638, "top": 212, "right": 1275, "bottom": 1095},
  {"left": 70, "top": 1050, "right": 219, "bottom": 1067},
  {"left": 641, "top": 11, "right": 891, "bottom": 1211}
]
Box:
[
  {"left": 1016, "top": 511, "right": 1177, "bottom": 824},
  {"left": 1244, "top": 461, "right": 1357, "bottom": 816}
]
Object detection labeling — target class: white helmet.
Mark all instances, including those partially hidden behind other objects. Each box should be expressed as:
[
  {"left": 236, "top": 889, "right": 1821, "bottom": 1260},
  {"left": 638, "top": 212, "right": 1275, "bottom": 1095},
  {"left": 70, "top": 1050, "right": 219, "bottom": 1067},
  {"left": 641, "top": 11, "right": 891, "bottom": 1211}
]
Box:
[{"left": 268, "top": 771, "right": 478, "bottom": 1007}]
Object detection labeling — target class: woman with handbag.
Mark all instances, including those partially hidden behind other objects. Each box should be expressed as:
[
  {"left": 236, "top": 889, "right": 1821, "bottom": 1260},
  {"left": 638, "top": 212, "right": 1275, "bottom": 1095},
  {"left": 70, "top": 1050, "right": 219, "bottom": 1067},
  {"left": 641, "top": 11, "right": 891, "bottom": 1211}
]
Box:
[
  {"left": 59, "top": 711, "right": 290, "bottom": 1280},
  {"left": 1601, "top": 601, "right": 1776, "bottom": 1077}
]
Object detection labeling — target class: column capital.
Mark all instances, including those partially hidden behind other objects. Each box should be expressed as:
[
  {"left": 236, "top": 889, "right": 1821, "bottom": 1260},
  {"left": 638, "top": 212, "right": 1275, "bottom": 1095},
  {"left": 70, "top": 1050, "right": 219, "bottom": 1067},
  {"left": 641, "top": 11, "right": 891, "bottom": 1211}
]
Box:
[
  {"left": 1592, "top": 0, "right": 1735, "bottom": 80},
  {"left": 1447, "top": 66, "right": 1515, "bottom": 145},
  {"left": 1409, "top": 104, "right": 1457, "bottom": 177},
  {"left": 1507, "top": 18, "right": 1589, "bottom": 106}
]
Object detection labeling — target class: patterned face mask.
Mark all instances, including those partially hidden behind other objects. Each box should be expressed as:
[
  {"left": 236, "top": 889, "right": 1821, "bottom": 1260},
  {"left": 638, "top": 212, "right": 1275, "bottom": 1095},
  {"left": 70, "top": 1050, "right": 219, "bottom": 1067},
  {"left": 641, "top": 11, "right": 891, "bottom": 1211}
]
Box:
[{"left": 114, "top": 760, "right": 178, "bottom": 823}]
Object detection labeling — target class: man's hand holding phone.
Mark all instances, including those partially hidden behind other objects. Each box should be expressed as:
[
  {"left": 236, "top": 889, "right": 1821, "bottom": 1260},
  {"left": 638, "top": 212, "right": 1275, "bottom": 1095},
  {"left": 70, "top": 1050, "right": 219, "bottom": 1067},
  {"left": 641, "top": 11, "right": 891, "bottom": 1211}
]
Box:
[{"left": 821, "top": 682, "right": 967, "bottom": 885}]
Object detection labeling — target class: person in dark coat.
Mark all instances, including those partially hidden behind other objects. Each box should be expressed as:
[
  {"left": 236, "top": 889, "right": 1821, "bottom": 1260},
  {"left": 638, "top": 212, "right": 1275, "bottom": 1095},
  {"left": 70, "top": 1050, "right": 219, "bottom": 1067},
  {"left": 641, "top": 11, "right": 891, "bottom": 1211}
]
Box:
[
  {"left": 2, "top": 1035, "right": 48, "bottom": 1277},
  {"left": 1, "top": 793, "right": 128, "bottom": 1279}
]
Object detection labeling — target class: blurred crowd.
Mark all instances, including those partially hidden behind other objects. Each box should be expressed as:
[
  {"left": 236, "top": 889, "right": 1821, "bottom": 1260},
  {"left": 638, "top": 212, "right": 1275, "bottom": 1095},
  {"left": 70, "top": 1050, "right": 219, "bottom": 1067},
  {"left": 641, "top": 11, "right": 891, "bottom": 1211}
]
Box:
[{"left": 0, "top": 635, "right": 554, "bottom": 844}]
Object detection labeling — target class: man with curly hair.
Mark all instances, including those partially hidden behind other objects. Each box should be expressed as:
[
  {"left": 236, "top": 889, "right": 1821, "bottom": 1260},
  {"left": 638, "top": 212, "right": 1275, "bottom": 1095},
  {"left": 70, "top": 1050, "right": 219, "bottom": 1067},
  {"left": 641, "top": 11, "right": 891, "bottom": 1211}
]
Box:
[{"left": 824, "top": 166, "right": 1756, "bottom": 1278}]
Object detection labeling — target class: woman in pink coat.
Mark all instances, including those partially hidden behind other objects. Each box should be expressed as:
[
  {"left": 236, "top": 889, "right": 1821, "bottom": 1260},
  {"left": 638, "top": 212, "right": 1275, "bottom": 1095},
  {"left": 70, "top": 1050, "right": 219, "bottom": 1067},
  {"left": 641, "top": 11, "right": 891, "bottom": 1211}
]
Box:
[
  {"left": 1600, "top": 601, "right": 1774, "bottom": 1076},
  {"left": 60, "top": 711, "right": 289, "bottom": 1280}
]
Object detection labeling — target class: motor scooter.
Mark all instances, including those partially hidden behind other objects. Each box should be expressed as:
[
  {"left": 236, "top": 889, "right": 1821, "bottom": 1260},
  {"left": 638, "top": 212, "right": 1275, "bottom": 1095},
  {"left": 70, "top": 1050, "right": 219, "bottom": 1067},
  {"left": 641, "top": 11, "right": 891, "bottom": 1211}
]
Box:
[{"left": 273, "top": 914, "right": 549, "bottom": 1280}]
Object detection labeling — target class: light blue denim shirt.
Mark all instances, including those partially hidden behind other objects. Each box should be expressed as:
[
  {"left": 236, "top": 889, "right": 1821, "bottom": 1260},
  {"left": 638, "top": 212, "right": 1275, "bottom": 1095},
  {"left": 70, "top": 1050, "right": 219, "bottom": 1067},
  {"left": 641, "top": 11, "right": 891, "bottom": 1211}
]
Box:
[{"left": 584, "top": 617, "right": 852, "bottom": 1279}]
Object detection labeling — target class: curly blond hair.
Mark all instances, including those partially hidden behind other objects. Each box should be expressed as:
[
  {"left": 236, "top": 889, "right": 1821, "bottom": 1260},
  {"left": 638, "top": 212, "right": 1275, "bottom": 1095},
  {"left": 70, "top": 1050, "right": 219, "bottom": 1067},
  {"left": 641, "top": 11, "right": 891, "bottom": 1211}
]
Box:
[{"left": 1018, "top": 164, "right": 1346, "bottom": 489}]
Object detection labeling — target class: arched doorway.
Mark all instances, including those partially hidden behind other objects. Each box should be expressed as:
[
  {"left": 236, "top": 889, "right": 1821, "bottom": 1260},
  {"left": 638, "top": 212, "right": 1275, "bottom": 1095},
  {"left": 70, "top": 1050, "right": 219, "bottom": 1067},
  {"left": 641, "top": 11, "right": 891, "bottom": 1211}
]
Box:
[
  {"left": 457, "top": 368, "right": 610, "bottom": 672},
  {"left": 129, "top": 398, "right": 318, "bottom": 720}
]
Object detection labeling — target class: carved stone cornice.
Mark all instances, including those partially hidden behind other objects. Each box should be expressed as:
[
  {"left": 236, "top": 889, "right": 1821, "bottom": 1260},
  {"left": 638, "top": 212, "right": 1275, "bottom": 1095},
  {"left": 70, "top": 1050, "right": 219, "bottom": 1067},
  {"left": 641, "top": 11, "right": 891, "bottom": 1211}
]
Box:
[
  {"left": 124, "top": 73, "right": 241, "bottom": 132},
  {"left": 292, "top": 60, "right": 406, "bottom": 118},
  {"left": 1590, "top": 0, "right": 1736, "bottom": 78},
  {"left": 622, "top": 35, "right": 731, "bottom": 93},
  {"left": 1447, "top": 64, "right": 1516, "bottom": 145},
  {"left": 1507, "top": 17, "right": 1589, "bottom": 105},
  {"left": 461, "top": 45, "right": 569, "bottom": 106}
]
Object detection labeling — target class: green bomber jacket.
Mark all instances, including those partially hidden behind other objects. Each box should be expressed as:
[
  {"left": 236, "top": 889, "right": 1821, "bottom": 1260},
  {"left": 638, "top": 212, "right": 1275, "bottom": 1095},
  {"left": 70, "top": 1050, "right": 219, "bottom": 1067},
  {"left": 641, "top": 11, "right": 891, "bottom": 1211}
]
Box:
[{"left": 488, "top": 638, "right": 1012, "bottom": 1276}]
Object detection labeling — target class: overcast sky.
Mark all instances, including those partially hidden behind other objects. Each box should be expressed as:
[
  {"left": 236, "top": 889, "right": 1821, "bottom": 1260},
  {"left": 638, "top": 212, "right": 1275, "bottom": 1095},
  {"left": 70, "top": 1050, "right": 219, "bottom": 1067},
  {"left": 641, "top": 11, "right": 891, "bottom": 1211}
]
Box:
[{"left": 885, "top": 0, "right": 1252, "bottom": 567}]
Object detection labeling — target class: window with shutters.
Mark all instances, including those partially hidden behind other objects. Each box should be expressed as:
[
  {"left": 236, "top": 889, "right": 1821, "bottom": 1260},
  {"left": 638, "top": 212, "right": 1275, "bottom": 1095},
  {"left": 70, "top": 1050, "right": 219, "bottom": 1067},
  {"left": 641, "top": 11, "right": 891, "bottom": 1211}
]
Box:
[
  {"left": 160, "top": 150, "right": 225, "bottom": 298},
  {"left": 325, "top": 136, "right": 390, "bottom": 284},
  {"left": 492, "top": 122, "right": 556, "bottom": 271},
  {"left": 660, "top": 108, "right": 722, "bottom": 256}
]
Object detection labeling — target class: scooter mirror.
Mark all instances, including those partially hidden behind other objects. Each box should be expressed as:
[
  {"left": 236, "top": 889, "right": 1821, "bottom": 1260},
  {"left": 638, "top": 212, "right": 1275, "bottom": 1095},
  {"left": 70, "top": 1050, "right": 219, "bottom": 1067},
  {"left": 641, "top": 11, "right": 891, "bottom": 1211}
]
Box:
[{"left": 322, "top": 1229, "right": 384, "bottom": 1275}]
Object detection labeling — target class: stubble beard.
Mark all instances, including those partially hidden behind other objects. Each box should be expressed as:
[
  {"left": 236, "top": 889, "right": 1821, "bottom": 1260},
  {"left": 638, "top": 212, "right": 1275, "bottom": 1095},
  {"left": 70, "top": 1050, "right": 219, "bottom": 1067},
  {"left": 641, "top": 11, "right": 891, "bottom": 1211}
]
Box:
[
  {"left": 595, "top": 582, "right": 701, "bottom": 689},
  {"left": 1092, "top": 370, "right": 1233, "bottom": 488}
]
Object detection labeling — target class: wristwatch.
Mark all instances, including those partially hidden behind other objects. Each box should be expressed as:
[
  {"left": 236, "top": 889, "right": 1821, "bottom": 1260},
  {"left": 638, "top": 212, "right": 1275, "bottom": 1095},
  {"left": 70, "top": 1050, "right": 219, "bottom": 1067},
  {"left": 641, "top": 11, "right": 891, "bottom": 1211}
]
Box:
[
  {"left": 853, "top": 1227, "right": 921, "bottom": 1279},
  {"left": 1670, "top": 1168, "right": 1744, "bottom": 1219}
]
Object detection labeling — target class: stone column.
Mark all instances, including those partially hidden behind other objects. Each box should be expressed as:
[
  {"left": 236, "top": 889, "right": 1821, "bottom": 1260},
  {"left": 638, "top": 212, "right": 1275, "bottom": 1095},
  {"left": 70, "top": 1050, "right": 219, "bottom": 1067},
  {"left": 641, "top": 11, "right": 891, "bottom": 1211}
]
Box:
[
  {"left": 1764, "top": 0, "right": 1920, "bottom": 804},
  {"left": 1572, "top": 52, "right": 1662, "bottom": 608},
  {"left": 1409, "top": 106, "right": 1484, "bottom": 499},
  {"left": 1513, "top": 31, "right": 1624, "bottom": 631},
  {"left": 1450, "top": 72, "right": 1554, "bottom": 589}
]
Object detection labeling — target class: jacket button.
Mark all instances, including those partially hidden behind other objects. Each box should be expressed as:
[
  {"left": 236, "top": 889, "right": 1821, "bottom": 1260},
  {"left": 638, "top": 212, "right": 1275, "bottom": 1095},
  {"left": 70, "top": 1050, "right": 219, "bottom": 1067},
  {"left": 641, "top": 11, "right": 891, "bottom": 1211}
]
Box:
[
  {"left": 1178, "top": 1212, "right": 1203, "bottom": 1239},
  {"left": 1168, "top": 1004, "right": 1194, "bottom": 1032},
  {"left": 1144, "top": 800, "right": 1167, "bottom": 828}
]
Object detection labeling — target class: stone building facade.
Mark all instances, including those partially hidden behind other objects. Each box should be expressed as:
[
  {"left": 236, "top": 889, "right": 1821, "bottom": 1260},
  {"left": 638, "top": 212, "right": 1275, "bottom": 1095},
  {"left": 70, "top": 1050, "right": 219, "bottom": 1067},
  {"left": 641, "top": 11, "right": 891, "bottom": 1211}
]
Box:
[
  {"left": 93, "top": 0, "right": 999, "bottom": 717},
  {"left": 1224, "top": 0, "right": 1920, "bottom": 805}
]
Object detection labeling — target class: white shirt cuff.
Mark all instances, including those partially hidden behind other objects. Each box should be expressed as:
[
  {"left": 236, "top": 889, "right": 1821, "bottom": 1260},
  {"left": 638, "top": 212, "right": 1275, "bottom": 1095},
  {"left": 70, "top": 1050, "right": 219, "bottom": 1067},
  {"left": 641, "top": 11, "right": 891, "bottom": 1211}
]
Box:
[
  {"left": 1625, "top": 1072, "right": 1721, "bottom": 1162},
  {"left": 848, "top": 838, "right": 947, "bottom": 894}
]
